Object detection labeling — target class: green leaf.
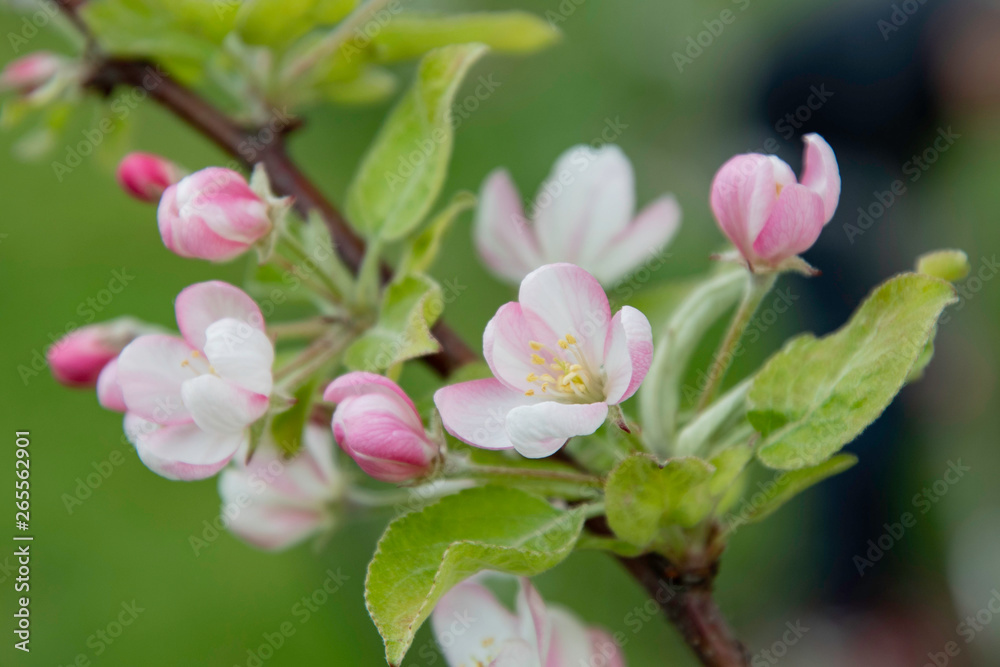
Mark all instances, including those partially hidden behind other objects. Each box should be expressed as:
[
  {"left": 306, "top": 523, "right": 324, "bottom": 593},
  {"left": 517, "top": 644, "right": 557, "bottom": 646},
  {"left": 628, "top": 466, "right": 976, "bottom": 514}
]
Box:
[
  {"left": 345, "top": 43, "right": 487, "bottom": 241},
  {"left": 366, "top": 486, "right": 585, "bottom": 666},
  {"left": 605, "top": 455, "right": 716, "bottom": 548},
  {"left": 344, "top": 274, "right": 442, "bottom": 371},
  {"left": 237, "top": 0, "right": 357, "bottom": 47},
  {"left": 370, "top": 12, "right": 560, "bottom": 63},
  {"left": 750, "top": 273, "right": 956, "bottom": 469},
  {"left": 726, "top": 454, "right": 858, "bottom": 531},
  {"left": 320, "top": 66, "right": 397, "bottom": 105},
  {"left": 269, "top": 378, "right": 317, "bottom": 457},
  {"left": 398, "top": 190, "right": 476, "bottom": 275},
  {"left": 916, "top": 249, "right": 970, "bottom": 283}
]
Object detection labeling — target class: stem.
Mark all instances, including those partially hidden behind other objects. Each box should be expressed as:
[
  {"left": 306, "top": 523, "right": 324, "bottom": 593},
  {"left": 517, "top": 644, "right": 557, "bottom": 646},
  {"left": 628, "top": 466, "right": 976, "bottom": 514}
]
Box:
[
  {"left": 51, "top": 4, "right": 749, "bottom": 662},
  {"left": 277, "top": 229, "right": 348, "bottom": 299},
  {"left": 618, "top": 552, "right": 749, "bottom": 667},
  {"left": 453, "top": 463, "right": 604, "bottom": 488},
  {"left": 268, "top": 317, "right": 336, "bottom": 340},
  {"left": 695, "top": 272, "right": 776, "bottom": 413}
]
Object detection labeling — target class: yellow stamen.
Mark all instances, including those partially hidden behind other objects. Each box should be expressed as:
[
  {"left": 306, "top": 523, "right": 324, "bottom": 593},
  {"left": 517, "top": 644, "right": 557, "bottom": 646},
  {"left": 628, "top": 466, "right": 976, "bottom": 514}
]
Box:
[
  {"left": 531, "top": 354, "right": 546, "bottom": 365},
  {"left": 526, "top": 373, "right": 538, "bottom": 383},
  {"left": 524, "top": 389, "right": 535, "bottom": 396},
  {"left": 558, "top": 339, "right": 569, "bottom": 349},
  {"left": 529, "top": 341, "right": 544, "bottom": 351},
  {"left": 565, "top": 334, "right": 577, "bottom": 344}
]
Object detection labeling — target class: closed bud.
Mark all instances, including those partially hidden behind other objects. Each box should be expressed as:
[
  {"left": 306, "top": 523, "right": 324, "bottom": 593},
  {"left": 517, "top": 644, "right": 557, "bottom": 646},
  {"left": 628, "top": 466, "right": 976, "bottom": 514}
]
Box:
[
  {"left": 324, "top": 372, "right": 438, "bottom": 483},
  {"left": 157, "top": 167, "right": 271, "bottom": 262},
  {"left": 0, "top": 51, "right": 61, "bottom": 95},
  {"left": 48, "top": 317, "right": 155, "bottom": 388},
  {"left": 116, "top": 152, "right": 184, "bottom": 203}
]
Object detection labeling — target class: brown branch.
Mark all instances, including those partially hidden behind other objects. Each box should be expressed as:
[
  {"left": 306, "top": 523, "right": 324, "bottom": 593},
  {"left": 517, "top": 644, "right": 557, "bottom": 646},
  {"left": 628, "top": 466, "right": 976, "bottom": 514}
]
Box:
[{"left": 54, "top": 3, "right": 742, "bottom": 662}]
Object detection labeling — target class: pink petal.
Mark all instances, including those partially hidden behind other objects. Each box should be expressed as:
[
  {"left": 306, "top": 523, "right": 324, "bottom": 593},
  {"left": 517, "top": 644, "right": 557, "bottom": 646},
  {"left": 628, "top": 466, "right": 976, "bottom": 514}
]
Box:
[
  {"left": 332, "top": 393, "right": 434, "bottom": 483},
  {"left": 175, "top": 281, "right": 265, "bottom": 350},
  {"left": 158, "top": 185, "right": 250, "bottom": 261},
  {"left": 181, "top": 375, "right": 269, "bottom": 434},
  {"left": 710, "top": 154, "right": 784, "bottom": 261},
  {"left": 518, "top": 264, "right": 611, "bottom": 368},
  {"left": 202, "top": 318, "right": 274, "bottom": 396},
  {"left": 504, "top": 401, "right": 609, "bottom": 458},
  {"left": 517, "top": 579, "right": 551, "bottom": 660},
  {"left": 587, "top": 628, "right": 626, "bottom": 667},
  {"left": 492, "top": 641, "right": 543, "bottom": 667},
  {"left": 751, "top": 184, "right": 826, "bottom": 265},
  {"left": 534, "top": 146, "right": 635, "bottom": 266},
  {"left": 124, "top": 413, "right": 243, "bottom": 481},
  {"left": 323, "top": 371, "right": 417, "bottom": 416},
  {"left": 96, "top": 358, "right": 127, "bottom": 412},
  {"left": 604, "top": 306, "right": 653, "bottom": 404},
  {"left": 484, "top": 302, "right": 543, "bottom": 393},
  {"left": 434, "top": 379, "right": 537, "bottom": 450},
  {"left": 475, "top": 169, "right": 544, "bottom": 283},
  {"left": 799, "top": 133, "right": 841, "bottom": 223},
  {"left": 544, "top": 608, "right": 593, "bottom": 667},
  {"left": 590, "top": 194, "right": 681, "bottom": 286},
  {"left": 432, "top": 580, "right": 521, "bottom": 667},
  {"left": 116, "top": 334, "right": 195, "bottom": 425}
]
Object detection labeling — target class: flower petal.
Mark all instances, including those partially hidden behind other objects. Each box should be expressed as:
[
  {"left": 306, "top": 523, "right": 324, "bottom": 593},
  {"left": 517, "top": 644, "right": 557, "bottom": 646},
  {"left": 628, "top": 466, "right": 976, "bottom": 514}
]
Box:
[
  {"left": 505, "top": 401, "right": 609, "bottom": 458},
  {"left": 96, "top": 358, "right": 127, "bottom": 413},
  {"left": 604, "top": 306, "right": 653, "bottom": 404},
  {"left": 116, "top": 334, "right": 195, "bottom": 425},
  {"left": 202, "top": 318, "right": 274, "bottom": 395},
  {"left": 484, "top": 302, "right": 542, "bottom": 393},
  {"left": 124, "top": 413, "right": 242, "bottom": 481},
  {"left": 175, "top": 281, "right": 265, "bottom": 350},
  {"left": 516, "top": 579, "right": 551, "bottom": 660},
  {"left": 587, "top": 628, "right": 626, "bottom": 667},
  {"left": 710, "top": 154, "right": 785, "bottom": 261},
  {"left": 332, "top": 393, "right": 434, "bottom": 483},
  {"left": 799, "top": 133, "right": 841, "bottom": 223},
  {"left": 545, "top": 607, "right": 594, "bottom": 667},
  {"left": 589, "top": 194, "right": 681, "bottom": 286},
  {"left": 475, "top": 169, "right": 544, "bottom": 283},
  {"left": 534, "top": 146, "right": 635, "bottom": 266},
  {"left": 751, "top": 184, "right": 826, "bottom": 265},
  {"left": 434, "top": 379, "right": 537, "bottom": 450},
  {"left": 432, "top": 580, "right": 521, "bottom": 667},
  {"left": 323, "top": 371, "right": 418, "bottom": 415},
  {"left": 158, "top": 186, "right": 249, "bottom": 261},
  {"left": 518, "top": 263, "right": 611, "bottom": 368},
  {"left": 181, "top": 375, "right": 269, "bottom": 434}
]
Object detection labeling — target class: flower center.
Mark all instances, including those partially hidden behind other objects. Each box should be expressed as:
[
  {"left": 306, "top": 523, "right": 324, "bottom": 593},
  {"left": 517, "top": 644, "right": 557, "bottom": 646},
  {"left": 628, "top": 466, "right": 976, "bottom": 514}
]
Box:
[
  {"left": 179, "top": 349, "right": 217, "bottom": 377},
  {"left": 523, "top": 334, "right": 602, "bottom": 403}
]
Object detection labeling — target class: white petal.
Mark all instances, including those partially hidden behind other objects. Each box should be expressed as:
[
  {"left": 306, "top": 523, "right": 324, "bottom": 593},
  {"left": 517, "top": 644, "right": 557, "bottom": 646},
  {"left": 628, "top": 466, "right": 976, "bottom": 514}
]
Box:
[
  {"left": 174, "top": 281, "right": 265, "bottom": 350},
  {"left": 116, "top": 334, "right": 194, "bottom": 425},
  {"left": 505, "top": 401, "right": 609, "bottom": 458},
  {"left": 545, "top": 607, "right": 596, "bottom": 667},
  {"left": 603, "top": 306, "right": 653, "bottom": 404},
  {"left": 124, "top": 413, "right": 243, "bottom": 481},
  {"left": 590, "top": 194, "right": 681, "bottom": 286},
  {"left": 432, "top": 580, "right": 521, "bottom": 667},
  {"left": 475, "top": 169, "right": 544, "bottom": 283},
  {"left": 434, "top": 379, "right": 537, "bottom": 450},
  {"left": 202, "top": 317, "right": 274, "bottom": 395},
  {"left": 181, "top": 375, "right": 269, "bottom": 434}
]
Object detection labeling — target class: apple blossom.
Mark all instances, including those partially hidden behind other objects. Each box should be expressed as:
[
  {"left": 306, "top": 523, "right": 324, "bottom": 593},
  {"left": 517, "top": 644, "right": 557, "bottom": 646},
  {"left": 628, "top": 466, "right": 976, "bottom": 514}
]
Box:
[
  {"left": 434, "top": 263, "right": 652, "bottom": 458},
  {"left": 432, "top": 576, "right": 626, "bottom": 667},
  {"left": 47, "top": 317, "right": 156, "bottom": 388},
  {"left": 710, "top": 133, "right": 840, "bottom": 272},
  {"left": 475, "top": 144, "right": 681, "bottom": 286},
  {"left": 116, "top": 281, "right": 274, "bottom": 480},
  {"left": 157, "top": 167, "right": 272, "bottom": 262},
  {"left": 116, "top": 152, "right": 184, "bottom": 203},
  {"left": 0, "top": 51, "right": 61, "bottom": 95},
  {"left": 324, "top": 372, "right": 438, "bottom": 483},
  {"left": 218, "top": 424, "right": 344, "bottom": 551}
]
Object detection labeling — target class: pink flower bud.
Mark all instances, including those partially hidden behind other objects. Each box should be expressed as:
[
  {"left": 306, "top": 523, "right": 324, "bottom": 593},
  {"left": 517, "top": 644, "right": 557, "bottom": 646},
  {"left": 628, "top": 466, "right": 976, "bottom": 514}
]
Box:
[
  {"left": 0, "top": 51, "right": 61, "bottom": 94},
  {"left": 157, "top": 167, "right": 271, "bottom": 262},
  {"left": 116, "top": 152, "right": 184, "bottom": 203},
  {"left": 47, "top": 317, "right": 153, "bottom": 388},
  {"left": 710, "top": 133, "right": 840, "bottom": 272},
  {"left": 324, "top": 372, "right": 438, "bottom": 483}
]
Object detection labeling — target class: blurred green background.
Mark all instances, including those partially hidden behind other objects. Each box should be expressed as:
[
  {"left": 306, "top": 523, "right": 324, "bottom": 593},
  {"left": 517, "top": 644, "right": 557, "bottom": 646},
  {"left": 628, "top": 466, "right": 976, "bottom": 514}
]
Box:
[{"left": 2, "top": 0, "right": 999, "bottom": 665}]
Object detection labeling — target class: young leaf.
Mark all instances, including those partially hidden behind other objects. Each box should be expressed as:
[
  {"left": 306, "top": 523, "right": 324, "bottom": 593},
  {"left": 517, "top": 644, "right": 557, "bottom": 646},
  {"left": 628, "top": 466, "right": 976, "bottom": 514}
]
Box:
[
  {"left": 345, "top": 44, "right": 488, "bottom": 241},
  {"left": 749, "top": 273, "right": 956, "bottom": 469},
  {"left": 604, "top": 455, "right": 715, "bottom": 548},
  {"left": 269, "top": 378, "right": 318, "bottom": 457},
  {"left": 398, "top": 190, "right": 476, "bottom": 275},
  {"left": 365, "top": 486, "right": 585, "bottom": 666},
  {"left": 370, "top": 12, "right": 561, "bottom": 62},
  {"left": 343, "top": 274, "right": 443, "bottom": 371},
  {"left": 916, "top": 249, "right": 970, "bottom": 283},
  {"left": 724, "top": 454, "right": 858, "bottom": 532}
]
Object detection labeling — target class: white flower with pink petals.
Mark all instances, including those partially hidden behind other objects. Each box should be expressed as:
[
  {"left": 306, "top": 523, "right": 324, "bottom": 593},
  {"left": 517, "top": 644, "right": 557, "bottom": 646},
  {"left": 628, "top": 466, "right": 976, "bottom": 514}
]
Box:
[
  {"left": 218, "top": 424, "right": 344, "bottom": 551},
  {"left": 324, "top": 372, "right": 438, "bottom": 483},
  {"left": 157, "top": 167, "right": 273, "bottom": 262},
  {"left": 0, "top": 51, "right": 61, "bottom": 95},
  {"left": 115, "top": 281, "right": 274, "bottom": 480},
  {"left": 475, "top": 145, "right": 681, "bottom": 286},
  {"left": 710, "top": 133, "right": 840, "bottom": 272},
  {"left": 47, "top": 317, "right": 156, "bottom": 388},
  {"left": 432, "top": 576, "right": 626, "bottom": 667},
  {"left": 434, "top": 263, "right": 652, "bottom": 459}
]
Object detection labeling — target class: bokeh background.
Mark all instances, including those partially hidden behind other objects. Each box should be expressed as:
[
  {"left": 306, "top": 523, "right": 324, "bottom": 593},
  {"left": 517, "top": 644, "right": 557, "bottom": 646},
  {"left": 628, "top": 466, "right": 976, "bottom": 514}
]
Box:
[{"left": 2, "top": 0, "right": 1000, "bottom": 664}]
